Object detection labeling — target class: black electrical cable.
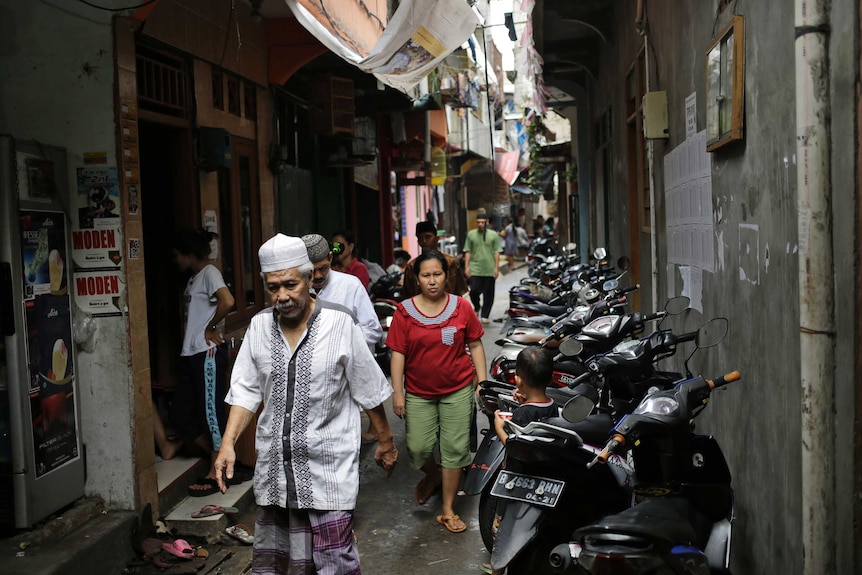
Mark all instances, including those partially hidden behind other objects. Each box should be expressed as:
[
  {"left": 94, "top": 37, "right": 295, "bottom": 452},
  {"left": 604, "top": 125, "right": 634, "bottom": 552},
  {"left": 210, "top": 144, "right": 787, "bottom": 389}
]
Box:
[{"left": 77, "top": 0, "right": 158, "bottom": 12}]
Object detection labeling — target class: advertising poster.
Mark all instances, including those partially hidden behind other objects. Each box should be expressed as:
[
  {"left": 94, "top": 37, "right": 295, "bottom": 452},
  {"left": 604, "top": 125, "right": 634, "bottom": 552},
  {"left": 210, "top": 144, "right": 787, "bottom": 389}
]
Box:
[
  {"left": 71, "top": 270, "right": 125, "bottom": 317},
  {"left": 19, "top": 210, "right": 80, "bottom": 477},
  {"left": 76, "top": 166, "right": 120, "bottom": 229},
  {"left": 70, "top": 227, "right": 123, "bottom": 269}
]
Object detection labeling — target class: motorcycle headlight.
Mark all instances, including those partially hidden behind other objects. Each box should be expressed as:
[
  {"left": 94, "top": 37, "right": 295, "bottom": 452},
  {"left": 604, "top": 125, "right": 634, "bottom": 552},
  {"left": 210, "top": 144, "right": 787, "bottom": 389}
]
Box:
[{"left": 633, "top": 396, "right": 680, "bottom": 416}]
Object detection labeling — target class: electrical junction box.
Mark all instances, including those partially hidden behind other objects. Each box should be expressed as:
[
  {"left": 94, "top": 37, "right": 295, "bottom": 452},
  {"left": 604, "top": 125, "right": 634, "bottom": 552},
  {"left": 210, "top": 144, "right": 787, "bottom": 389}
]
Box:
[
  {"left": 642, "top": 91, "right": 669, "bottom": 139},
  {"left": 197, "top": 127, "right": 232, "bottom": 170}
]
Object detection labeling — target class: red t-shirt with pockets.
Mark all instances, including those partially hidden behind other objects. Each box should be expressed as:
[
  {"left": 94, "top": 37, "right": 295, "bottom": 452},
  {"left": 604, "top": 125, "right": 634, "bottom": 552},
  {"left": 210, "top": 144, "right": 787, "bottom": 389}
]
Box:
[{"left": 386, "top": 294, "right": 485, "bottom": 399}]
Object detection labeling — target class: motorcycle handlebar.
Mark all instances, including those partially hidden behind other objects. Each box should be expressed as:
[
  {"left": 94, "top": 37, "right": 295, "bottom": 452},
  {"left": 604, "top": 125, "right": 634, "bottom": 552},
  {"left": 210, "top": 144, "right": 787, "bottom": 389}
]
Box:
[
  {"left": 675, "top": 331, "right": 697, "bottom": 343},
  {"left": 568, "top": 371, "right": 593, "bottom": 388},
  {"left": 708, "top": 370, "right": 741, "bottom": 389},
  {"left": 643, "top": 310, "right": 667, "bottom": 322},
  {"left": 620, "top": 284, "right": 640, "bottom": 294},
  {"left": 588, "top": 434, "right": 625, "bottom": 468}
]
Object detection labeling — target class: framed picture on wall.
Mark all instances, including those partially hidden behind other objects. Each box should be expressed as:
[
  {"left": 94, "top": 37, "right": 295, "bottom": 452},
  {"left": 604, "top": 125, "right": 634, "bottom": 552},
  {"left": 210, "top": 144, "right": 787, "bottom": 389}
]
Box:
[{"left": 706, "top": 15, "right": 745, "bottom": 151}]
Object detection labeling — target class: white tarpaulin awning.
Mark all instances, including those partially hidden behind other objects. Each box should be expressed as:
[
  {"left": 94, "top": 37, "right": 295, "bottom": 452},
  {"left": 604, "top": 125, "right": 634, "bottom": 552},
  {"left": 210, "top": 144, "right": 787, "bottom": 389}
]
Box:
[{"left": 286, "top": 0, "right": 480, "bottom": 92}]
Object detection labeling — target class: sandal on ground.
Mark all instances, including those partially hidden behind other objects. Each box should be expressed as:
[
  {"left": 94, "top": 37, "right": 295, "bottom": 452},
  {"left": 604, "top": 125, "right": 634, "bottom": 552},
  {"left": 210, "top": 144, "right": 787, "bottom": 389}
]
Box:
[
  {"left": 187, "top": 476, "right": 219, "bottom": 497},
  {"left": 478, "top": 564, "right": 494, "bottom": 574},
  {"left": 191, "top": 504, "right": 239, "bottom": 518},
  {"left": 225, "top": 524, "right": 255, "bottom": 545},
  {"left": 436, "top": 514, "right": 467, "bottom": 533},
  {"left": 161, "top": 538, "right": 195, "bottom": 559},
  {"left": 413, "top": 474, "right": 442, "bottom": 506}
]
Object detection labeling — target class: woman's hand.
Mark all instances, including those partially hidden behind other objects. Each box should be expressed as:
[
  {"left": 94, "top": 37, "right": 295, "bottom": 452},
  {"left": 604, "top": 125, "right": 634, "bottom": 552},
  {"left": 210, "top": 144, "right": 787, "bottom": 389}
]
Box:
[
  {"left": 391, "top": 393, "right": 406, "bottom": 419},
  {"left": 205, "top": 326, "right": 223, "bottom": 346}
]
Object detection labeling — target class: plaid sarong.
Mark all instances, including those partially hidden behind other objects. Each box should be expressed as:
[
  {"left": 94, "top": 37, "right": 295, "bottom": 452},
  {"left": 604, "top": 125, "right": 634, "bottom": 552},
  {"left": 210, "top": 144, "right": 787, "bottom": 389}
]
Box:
[{"left": 253, "top": 506, "right": 360, "bottom": 575}]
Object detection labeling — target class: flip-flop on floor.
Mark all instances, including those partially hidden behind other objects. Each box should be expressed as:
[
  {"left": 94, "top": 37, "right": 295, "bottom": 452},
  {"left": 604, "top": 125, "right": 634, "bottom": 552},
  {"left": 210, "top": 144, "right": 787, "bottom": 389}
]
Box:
[
  {"left": 225, "top": 524, "right": 255, "bottom": 545},
  {"left": 187, "top": 476, "right": 219, "bottom": 497},
  {"left": 436, "top": 514, "right": 467, "bottom": 533}
]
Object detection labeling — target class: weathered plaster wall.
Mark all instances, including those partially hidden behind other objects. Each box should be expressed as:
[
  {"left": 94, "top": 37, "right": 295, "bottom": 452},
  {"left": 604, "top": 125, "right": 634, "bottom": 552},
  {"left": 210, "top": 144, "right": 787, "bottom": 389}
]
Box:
[
  {"left": 0, "top": 0, "right": 135, "bottom": 507},
  {"left": 589, "top": 0, "right": 858, "bottom": 572}
]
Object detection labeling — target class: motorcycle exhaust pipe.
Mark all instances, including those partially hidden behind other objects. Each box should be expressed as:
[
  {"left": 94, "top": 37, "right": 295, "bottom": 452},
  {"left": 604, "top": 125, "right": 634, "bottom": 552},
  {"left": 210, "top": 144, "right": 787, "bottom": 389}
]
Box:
[{"left": 548, "top": 542, "right": 581, "bottom": 571}]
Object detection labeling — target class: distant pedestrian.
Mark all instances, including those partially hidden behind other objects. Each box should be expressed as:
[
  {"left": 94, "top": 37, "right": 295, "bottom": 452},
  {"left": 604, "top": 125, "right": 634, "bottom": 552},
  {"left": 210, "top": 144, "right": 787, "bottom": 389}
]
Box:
[
  {"left": 332, "top": 231, "right": 370, "bottom": 289},
  {"left": 403, "top": 220, "right": 468, "bottom": 297},
  {"left": 463, "top": 212, "right": 502, "bottom": 323},
  {"left": 501, "top": 217, "right": 518, "bottom": 270}
]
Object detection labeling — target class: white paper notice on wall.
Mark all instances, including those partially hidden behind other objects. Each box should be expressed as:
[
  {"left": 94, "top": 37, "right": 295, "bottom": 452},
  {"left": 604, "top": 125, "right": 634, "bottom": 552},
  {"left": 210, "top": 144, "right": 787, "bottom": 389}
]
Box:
[
  {"left": 204, "top": 210, "right": 218, "bottom": 260},
  {"left": 679, "top": 265, "right": 703, "bottom": 313},
  {"left": 685, "top": 93, "right": 697, "bottom": 140}
]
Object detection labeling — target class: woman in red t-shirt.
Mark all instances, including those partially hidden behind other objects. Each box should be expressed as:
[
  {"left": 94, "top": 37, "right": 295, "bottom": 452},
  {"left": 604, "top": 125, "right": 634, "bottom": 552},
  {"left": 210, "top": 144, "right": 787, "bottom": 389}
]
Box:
[{"left": 387, "top": 251, "right": 487, "bottom": 534}]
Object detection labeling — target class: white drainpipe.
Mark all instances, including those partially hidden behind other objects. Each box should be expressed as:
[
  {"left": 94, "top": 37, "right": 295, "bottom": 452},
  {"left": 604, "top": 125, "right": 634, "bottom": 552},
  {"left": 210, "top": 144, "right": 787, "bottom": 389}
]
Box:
[{"left": 795, "top": 1, "right": 836, "bottom": 572}]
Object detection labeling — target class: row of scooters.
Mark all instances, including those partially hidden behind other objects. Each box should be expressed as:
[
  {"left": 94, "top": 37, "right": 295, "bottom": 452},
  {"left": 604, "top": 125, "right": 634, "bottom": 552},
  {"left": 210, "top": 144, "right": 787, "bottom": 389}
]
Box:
[{"left": 461, "top": 246, "right": 739, "bottom": 574}]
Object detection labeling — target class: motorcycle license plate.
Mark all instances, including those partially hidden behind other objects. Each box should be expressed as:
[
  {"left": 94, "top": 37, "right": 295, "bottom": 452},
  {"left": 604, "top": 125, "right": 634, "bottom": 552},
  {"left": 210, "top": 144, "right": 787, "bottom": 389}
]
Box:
[{"left": 490, "top": 470, "right": 565, "bottom": 508}]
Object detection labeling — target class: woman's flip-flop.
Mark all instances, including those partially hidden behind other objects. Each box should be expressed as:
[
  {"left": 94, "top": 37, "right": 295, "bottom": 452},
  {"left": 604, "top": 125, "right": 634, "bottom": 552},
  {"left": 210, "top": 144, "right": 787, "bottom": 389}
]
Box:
[
  {"left": 161, "top": 538, "right": 195, "bottom": 559},
  {"left": 191, "top": 504, "right": 239, "bottom": 518},
  {"left": 436, "top": 514, "right": 467, "bottom": 533},
  {"left": 187, "top": 476, "right": 219, "bottom": 497},
  {"left": 225, "top": 524, "right": 255, "bottom": 545}
]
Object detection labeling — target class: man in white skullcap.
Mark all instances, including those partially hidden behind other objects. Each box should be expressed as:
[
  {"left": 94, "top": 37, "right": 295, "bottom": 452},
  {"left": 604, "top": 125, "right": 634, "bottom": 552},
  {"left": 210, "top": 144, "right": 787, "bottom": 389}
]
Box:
[
  {"left": 214, "top": 233, "right": 398, "bottom": 575},
  {"left": 301, "top": 233, "right": 382, "bottom": 351}
]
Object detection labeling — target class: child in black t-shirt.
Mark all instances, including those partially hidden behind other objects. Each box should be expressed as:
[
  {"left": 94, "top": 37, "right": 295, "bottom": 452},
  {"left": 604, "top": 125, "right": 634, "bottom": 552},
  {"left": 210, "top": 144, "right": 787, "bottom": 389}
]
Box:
[
  {"left": 482, "top": 347, "right": 556, "bottom": 575},
  {"left": 493, "top": 346, "right": 556, "bottom": 444}
]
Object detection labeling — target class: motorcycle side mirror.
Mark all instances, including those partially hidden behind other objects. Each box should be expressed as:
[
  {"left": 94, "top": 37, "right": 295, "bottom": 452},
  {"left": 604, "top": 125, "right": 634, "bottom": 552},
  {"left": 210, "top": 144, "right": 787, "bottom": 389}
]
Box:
[
  {"left": 683, "top": 317, "right": 729, "bottom": 376},
  {"left": 664, "top": 296, "right": 691, "bottom": 315},
  {"left": 558, "top": 338, "right": 584, "bottom": 357},
  {"left": 561, "top": 383, "right": 599, "bottom": 423},
  {"left": 602, "top": 279, "right": 619, "bottom": 292},
  {"left": 696, "top": 317, "right": 729, "bottom": 348},
  {"left": 592, "top": 247, "right": 607, "bottom": 260},
  {"left": 617, "top": 256, "right": 631, "bottom": 270},
  {"left": 563, "top": 242, "right": 577, "bottom": 253}
]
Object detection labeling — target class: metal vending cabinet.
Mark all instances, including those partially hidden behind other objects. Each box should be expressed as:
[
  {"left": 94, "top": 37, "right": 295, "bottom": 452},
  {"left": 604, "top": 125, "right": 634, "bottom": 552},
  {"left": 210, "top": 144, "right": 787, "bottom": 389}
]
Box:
[{"left": 0, "top": 136, "right": 85, "bottom": 532}]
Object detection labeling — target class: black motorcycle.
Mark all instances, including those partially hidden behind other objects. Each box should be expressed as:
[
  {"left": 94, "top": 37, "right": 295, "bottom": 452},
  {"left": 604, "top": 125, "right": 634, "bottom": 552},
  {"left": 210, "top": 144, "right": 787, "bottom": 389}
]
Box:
[
  {"left": 552, "top": 364, "right": 740, "bottom": 574},
  {"left": 474, "top": 315, "right": 729, "bottom": 574}
]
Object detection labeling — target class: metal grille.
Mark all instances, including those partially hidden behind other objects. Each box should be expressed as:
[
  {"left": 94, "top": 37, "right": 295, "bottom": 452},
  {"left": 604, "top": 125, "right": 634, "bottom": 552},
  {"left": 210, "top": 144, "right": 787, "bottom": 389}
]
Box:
[{"left": 136, "top": 47, "right": 189, "bottom": 118}]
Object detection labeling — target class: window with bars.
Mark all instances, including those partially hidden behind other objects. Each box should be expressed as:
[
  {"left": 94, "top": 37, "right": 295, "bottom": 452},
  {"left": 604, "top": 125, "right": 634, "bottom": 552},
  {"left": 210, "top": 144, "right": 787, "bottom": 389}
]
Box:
[
  {"left": 136, "top": 46, "right": 189, "bottom": 118},
  {"left": 244, "top": 83, "right": 256, "bottom": 120},
  {"left": 227, "top": 77, "right": 241, "bottom": 116},
  {"left": 212, "top": 70, "right": 224, "bottom": 110}
]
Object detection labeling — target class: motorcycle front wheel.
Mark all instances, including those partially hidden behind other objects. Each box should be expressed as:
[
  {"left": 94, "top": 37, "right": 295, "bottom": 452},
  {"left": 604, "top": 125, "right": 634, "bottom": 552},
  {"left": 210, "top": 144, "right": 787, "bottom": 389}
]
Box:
[{"left": 478, "top": 478, "right": 501, "bottom": 552}]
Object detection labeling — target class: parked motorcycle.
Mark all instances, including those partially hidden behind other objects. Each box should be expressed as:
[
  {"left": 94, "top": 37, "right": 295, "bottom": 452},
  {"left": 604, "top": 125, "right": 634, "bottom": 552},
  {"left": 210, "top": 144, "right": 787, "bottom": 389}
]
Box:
[
  {"left": 551, "top": 363, "right": 740, "bottom": 574},
  {"left": 475, "top": 315, "right": 728, "bottom": 574},
  {"left": 369, "top": 271, "right": 405, "bottom": 375}
]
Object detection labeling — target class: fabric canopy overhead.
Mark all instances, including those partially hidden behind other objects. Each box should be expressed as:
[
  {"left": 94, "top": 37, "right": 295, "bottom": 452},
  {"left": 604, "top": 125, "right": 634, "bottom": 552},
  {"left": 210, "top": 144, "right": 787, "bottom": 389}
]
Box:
[{"left": 287, "top": 0, "right": 479, "bottom": 91}]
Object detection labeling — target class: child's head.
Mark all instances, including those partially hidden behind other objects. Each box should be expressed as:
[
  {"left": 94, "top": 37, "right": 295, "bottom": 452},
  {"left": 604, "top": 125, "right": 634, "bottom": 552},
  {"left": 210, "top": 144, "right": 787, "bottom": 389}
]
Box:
[{"left": 515, "top": 346, "right": 553, "bottom": 394}]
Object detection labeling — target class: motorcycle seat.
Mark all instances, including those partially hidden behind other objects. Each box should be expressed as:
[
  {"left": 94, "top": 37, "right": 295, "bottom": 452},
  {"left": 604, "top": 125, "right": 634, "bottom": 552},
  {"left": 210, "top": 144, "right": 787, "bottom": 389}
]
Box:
[
  {"left": 576, "top": 497, "right": 698, "bottom": 548},
  {"left": 543, "top": 413, "right": 615, "bottom": 446}
]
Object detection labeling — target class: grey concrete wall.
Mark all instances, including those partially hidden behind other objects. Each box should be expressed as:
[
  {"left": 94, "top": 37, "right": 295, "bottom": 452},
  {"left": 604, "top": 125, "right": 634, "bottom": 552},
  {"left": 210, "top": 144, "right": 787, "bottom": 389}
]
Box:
[
  {"left": 585, "top": 0, "right": 858, "bottom": 573},
  {"left": 0, "top": 1, "right": 135, "bottom": 508}
]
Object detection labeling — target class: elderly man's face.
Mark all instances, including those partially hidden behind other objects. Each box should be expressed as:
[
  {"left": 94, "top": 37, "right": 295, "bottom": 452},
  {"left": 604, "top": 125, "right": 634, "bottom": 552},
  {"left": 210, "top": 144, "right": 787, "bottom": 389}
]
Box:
[
  {"left": 311, "top": 254, "right": 333, "bottom": 291},
  {"left": 264, "top": 267, "right": 312, "bottom": 325},
  {"left": 417, "top": 231, "right": 438, "bottom": 251}
]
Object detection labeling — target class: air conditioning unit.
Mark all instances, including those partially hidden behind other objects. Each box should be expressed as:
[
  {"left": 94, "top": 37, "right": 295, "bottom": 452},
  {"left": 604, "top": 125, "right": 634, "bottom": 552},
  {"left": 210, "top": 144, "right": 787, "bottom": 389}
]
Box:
[{"left": 310, "top": 75, "right": 355, "bottom": 136}]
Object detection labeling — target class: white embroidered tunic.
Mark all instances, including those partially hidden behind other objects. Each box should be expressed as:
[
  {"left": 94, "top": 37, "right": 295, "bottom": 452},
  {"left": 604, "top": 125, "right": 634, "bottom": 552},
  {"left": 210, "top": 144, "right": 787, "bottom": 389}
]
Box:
[
  {"left": 314, "top": 269, "right": 382, "bottom": 349},
  {"left": 225, "top": 301, "right": 392, "bottom": 510}
]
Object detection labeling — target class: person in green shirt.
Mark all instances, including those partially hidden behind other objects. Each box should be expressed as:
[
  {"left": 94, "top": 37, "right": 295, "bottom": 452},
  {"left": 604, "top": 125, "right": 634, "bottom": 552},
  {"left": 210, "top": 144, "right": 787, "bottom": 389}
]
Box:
[{"left": 463, "top": 212, "right": 502, "bottom": 323}]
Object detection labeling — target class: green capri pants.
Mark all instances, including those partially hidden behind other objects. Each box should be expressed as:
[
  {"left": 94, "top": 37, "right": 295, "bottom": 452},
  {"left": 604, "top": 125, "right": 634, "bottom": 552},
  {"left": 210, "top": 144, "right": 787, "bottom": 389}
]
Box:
[{"left": 405, "top": 383, "right": 474, "bottom": 470}]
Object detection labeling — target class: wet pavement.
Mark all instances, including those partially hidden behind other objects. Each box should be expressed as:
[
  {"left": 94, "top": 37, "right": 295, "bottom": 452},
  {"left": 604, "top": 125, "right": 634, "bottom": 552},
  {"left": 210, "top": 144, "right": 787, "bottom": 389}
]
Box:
[{"left": 352, "top": 262, "right": 528, "bottom": 575}]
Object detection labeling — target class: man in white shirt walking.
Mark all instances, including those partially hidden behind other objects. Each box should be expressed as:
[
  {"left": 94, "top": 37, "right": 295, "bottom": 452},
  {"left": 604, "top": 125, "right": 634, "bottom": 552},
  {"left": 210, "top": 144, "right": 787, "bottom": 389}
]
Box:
[{"left": 215, "top": 233, "right": 397, "bottom": 575}]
